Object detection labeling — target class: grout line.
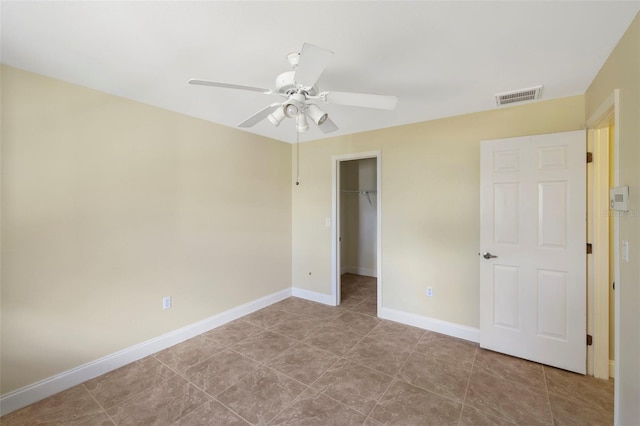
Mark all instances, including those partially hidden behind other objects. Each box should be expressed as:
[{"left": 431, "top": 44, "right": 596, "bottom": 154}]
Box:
[
  {"left": 542, "top": 366, "right": 554, "bottom": 423},
  {"left": 263, "top": 384, "right": 312, "bottom": 425},
  {"left": 209, "top": 396, "right": 255, "bottom": 426},
  {"left": 84, "top": 357, "right": 178, "bottom": 417},
  {"left": 81, "top": 383, "right": 119, "bottom": 425},
  {"left": 456, "top": 345, "right": 478, "bottom": 426},
  {"left": 147, "top": 355, "right": 248, "bottom": 425}
]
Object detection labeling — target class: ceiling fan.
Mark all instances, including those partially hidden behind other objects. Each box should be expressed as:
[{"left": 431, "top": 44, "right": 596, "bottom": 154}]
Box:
[{"left": 189, "top": 43, "right": 398, "bottom": 134}]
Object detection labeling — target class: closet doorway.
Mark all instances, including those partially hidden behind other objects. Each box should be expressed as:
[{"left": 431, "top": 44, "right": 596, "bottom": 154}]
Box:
[{"left": 331, "top": 151, "right": 381, "bottom": 316}]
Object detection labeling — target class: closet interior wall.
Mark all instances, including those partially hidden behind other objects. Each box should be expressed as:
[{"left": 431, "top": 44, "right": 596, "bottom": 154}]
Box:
[{"left": 340, "top": 158, "right": 377, "bottom": 278}]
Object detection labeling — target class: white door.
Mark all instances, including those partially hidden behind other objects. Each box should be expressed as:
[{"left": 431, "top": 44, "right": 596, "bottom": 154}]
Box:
[{"left": 480, "top": 130, "right": 586, "bottom": 374}]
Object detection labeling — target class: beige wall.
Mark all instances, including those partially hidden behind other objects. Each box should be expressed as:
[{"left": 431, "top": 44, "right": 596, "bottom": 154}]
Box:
[
  {"left": 0, "top": 66, "right": 292, "bottom": 394},
  {"left": 292, "top": 95, "right": 585, "bottom": 328},
  {"left": 585, "top": 12, "right": 640, "bottom": 424}
]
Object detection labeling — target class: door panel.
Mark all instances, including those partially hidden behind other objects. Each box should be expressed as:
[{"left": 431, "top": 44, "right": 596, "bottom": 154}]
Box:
[{"left": 480, "top": 130, "right": 586, "bottom": 374}]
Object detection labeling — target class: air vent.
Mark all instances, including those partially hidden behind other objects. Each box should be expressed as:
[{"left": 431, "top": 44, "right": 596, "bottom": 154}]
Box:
[{"left": 495, "top": 85, "right": 543, "bottom": 106}]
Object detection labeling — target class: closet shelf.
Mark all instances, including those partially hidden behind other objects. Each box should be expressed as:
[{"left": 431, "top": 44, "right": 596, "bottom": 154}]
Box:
[{"left": 341, "top": 189, "right": 376, "bottom": 206}]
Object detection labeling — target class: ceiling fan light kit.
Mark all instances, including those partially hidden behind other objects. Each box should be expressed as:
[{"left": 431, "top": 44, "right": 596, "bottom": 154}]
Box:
[
  {"left": 267, "top": 106, "right": 286, "bottom": 127},
  {"left": 189, "top": 43, "right": 398, "bottom": 134},
  {"left": 296, "top": 113, "right": 309, "bottom": 133},
  {"left": 307, "top": 104, "right": 328, "bottom": 125}
]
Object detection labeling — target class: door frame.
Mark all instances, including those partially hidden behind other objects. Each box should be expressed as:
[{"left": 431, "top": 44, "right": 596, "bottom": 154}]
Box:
[
  {"left": 586, "top": 89, "right": 620, "bottom": 393},
  {"left": 331, "top": 151, "right": 382, "bottom": 311},
  {"left": 587, "top": 126, "right": 610, "bottom": 379}
]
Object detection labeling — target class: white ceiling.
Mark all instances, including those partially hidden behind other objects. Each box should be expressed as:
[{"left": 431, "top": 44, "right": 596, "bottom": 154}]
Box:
[{"left": 2, "top": 1, "right": 639, "bottom": 143}]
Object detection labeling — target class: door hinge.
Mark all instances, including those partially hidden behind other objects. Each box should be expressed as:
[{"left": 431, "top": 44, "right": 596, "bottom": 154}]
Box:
[
  {"left": 587, "top": 152, "right": 593, "bottom": 163},
  {"left": 587, "top": 334, "right": 593, "bottom": 346},
  {"left": 587, "top": 243, "right": 593, "bottom": 254}
]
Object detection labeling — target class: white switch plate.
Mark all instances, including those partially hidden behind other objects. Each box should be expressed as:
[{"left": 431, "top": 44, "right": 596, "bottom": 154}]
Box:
[
  {"left": 325, "top": 217, "right": 331, "bottom": 228},
  {"left": 163, "top": 296, "right": 172, "bottom": 310},
  {"left": 622, "top": 240, "right": 629, "bottom": 262}
]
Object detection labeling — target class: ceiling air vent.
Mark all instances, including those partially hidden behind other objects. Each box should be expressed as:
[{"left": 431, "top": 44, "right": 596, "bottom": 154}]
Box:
[{"left": 495, "top": 85, "right": 543, "bottom": 106}]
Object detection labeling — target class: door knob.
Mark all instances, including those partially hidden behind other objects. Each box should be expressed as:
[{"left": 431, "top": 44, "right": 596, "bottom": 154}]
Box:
[{"left": 482, "top": 252, "right": 498, "bottom": 259}]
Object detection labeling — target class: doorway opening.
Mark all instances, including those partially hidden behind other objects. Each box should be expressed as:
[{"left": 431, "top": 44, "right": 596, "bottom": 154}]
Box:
[{"left": 331, "top": 151, "right": 381, "bottom": 316}]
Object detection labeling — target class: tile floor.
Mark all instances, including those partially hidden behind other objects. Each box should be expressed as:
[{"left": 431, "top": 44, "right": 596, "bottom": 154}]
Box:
[{"left": 1, "top": 274, "right": 614, "bottom": 425}]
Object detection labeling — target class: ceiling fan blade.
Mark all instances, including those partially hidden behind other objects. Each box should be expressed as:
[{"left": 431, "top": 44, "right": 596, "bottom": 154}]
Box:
[
  {"left": 237, "top": 103, "right": 281, "bottom": 128},
  {"left": 318, "top": 117, "right": 338, "bottom": 134},
  {"left": 294, "top": 43, "right": 334, "bottom": 88},
  {"left": 189, "top": 79, "right": 272, "bottom": 94},
  {"left": 321, "top": 91, "right": 398, "bottom": 110}
]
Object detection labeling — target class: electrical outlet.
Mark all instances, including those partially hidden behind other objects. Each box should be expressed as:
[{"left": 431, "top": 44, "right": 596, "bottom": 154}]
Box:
[
  {"left": 426, "top": 287, "right": 434, "bottom": 297},
  {"left": 163, "top": 296, "right": 172, "bottom": 310}
]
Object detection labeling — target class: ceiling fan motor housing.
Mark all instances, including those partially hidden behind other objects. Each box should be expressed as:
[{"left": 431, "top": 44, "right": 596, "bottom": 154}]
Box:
[{"left": 275, "top": 71, "right": 318, "bottom": 96}]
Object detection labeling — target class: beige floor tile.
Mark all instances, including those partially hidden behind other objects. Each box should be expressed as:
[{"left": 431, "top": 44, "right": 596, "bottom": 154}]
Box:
[
  {"left": 369, "top": 379, "right": 462, "bottom": 426},
  {"left": 398, "top": 351, "right": 472, "bottom": 401},
  {"left": 266, "top": 313, "right": 324, "bottom": 341},
  {"left": 303, "top": 324, "right": 365, "bottom": 355},
  {"left": 216, "top": 366, "right": 307, "bottom": 425},
  {"left": 414, "top": 331, "right": 478, "bottom": 368},
  {"left": 366, "top": 320, "right": 424, "bottom": 349},
  {"left": 544, "top": 366, "right": 614, "bottom": 411},
  {"left": 474, "top": 349, "right": 546, "bottom": 392},
  {"left": 465, "top": 369, "right": 552, "bottom": 425},
  {"left": 459, "top": 405, "right": 518, "bottom": 425},
  {"left": 266, "top": 342, "right": 339, "bottom": 385},
  {"left": 77, "top": 412, "right": 115, "bottom": 426},
  {"left": 312, "top": 359, "right": 393, "bottom": 415},
  {"left": 105, "top": 374, "right": 208, "bottom": 425},
  {"left": 154, "top": 335, "right": 224, "bottom": 373},
  {"left": 202, "top": 319, "right": 264, "bottom": 347},
  {"left": 84, "top": 356, "right": 175, "bottom": 409},
  {"left": 0, "top": 385, "right": 104, "bottom": 426},
  {"left": 184, "top": 349, "right": 260, "bottom": 396},
  {"left": 172, "top": 399, "right": 250, "bottom": 425},
  {"left": 345, "top": 336, "right": 413, "bottom": 376},
  {"left": 243, "top": 306, "right": 294, "bottom": 329},
  {"left": 347, "top": 298, "right": 378, "bottom": 316},
  {"left": 326, "top": 310, "right": 381, "bottom": 334},
  {"left": 270, "top": 388, "right": 367, "bottom": 425},
  {"left": 548, "top": 390, "right": 613, "bottom": 426},
  {"left": 339, "top": 292, "right": 367, "bottom": 309},
  {"left": 230, "top": 330, "right": 298, "bottom": 363}
]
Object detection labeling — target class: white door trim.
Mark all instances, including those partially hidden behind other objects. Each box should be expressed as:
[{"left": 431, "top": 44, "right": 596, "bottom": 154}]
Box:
[
  {"left": 587, "top": 127, "right": 610, "bottom": 379},
  {"left": 586, "top": 90, "right": 620, "bottom": 421},
  {"left": 331, "top": 151, "right": 382, "bottom": 312}
]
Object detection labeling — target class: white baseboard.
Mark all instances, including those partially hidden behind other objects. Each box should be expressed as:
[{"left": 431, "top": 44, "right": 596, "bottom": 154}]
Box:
[
  {"left": 609, "top": 360, "right": 615, "bottom": 379},
  {"left": 291, "top": 287, "right": 335, "bottom": 306},
  {"left": 379, "top": 307, "right": 480, "bottom": 343},
  {"left": 340, "top": 266, "right": 377, "bottom": 278},
  {"left": 0, "top": 288, "right": 292, "bottom": 416}
]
